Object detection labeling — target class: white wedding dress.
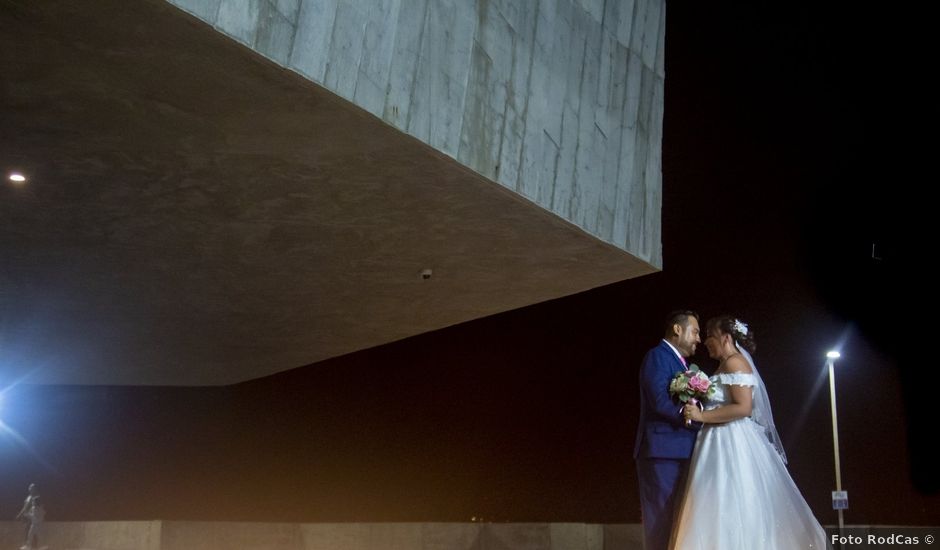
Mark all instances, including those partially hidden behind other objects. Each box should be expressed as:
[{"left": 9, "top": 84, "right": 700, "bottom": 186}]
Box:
[{"left": 670, "top": 372, "right": 828, "bottom": 550}]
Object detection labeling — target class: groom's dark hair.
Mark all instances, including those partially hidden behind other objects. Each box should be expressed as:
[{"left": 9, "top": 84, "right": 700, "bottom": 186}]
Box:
[{"left": 664, "top": 310, "right": 699, "bottom": 337}]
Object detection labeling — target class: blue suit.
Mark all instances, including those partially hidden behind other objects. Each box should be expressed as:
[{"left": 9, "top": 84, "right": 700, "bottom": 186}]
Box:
[{"left": 634, "top": 340, "right": 698, "bottom": 550}]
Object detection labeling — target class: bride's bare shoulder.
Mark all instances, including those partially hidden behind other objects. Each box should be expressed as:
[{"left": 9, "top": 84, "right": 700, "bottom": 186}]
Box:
[{"left": 722, "top": 354, "right": 753, "bottom": 374}]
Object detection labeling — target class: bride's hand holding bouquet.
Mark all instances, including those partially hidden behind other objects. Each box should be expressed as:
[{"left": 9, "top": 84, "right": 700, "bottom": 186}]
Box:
[{"left": 669, "top": 365, "right": 713, "bottom": 426}]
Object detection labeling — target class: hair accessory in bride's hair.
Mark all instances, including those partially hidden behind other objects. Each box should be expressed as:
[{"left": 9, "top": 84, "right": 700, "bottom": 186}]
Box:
[{"left": 733, "top": 319, "right": 749, "bottom": 336}]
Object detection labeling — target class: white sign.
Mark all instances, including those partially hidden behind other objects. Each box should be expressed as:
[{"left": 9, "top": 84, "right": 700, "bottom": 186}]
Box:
[{"left": 832, "top": 490, "right": 849, "bottom": 510}]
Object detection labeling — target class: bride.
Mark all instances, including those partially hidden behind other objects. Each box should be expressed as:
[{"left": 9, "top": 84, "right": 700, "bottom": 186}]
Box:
[{"left": 671, "top": 316, "right": 827, "bottom": 549}]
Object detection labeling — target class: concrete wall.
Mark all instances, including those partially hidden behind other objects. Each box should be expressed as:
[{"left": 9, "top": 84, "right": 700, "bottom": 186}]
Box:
[
  {"left": 0, "top": 521, "right": 162, "bottom": 550},
  {"left": 0, "top": 521, "right": 644, "bottom": 549},
  {"left": 164, "top": 0, "right": 665, "bottom": 268}
]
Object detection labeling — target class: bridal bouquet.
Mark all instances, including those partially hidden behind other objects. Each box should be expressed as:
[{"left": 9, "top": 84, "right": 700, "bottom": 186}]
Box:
[{"left": 669, "top": 365, "right": 714, "bottom": 425}]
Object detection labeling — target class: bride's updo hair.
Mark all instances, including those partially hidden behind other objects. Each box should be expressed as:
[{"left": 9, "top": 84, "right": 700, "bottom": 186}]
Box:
[{"left": 707, "top": 315, "right": 757, "bottom": 354}]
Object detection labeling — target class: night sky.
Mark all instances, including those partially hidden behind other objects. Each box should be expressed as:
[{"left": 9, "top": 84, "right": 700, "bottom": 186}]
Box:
[{"left": 1, "top": 3, "right": 934, "bottom": 527}]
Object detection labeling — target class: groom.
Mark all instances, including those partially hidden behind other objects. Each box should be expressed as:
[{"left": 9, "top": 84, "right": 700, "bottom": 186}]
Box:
[{"left": 634, "top": 311, "right": 701, "bottom": 550}]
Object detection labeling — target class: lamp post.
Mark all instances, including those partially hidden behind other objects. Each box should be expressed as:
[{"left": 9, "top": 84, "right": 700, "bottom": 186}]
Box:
[{"left": 827, "top": 350, "right": 846, "bottom": 539}]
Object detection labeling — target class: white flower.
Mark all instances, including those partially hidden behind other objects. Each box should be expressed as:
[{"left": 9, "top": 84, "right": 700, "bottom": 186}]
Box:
[{"left": 733, "top": 319, "right": 749, "bottom": 336}]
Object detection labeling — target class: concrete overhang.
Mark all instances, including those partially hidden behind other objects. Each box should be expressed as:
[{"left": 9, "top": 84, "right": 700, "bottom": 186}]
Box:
[{"left": 0, "top": 0, "right": 657, "bottom": 385}]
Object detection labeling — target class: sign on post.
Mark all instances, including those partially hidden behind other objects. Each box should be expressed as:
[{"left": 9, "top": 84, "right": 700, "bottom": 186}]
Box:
[{"left": 832, "top": 490, "right": 849, "bottom": 510}]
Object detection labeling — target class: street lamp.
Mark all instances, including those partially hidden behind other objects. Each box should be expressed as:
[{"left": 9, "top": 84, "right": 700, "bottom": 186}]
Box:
[{"left": 826, "top": 350, "right": 846, "bottom": 538}]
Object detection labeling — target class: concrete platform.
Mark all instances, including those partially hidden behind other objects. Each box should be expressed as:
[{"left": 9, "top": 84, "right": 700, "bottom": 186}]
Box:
[{"left": 0, "top": 522, "right": 644, "bottom": 550}]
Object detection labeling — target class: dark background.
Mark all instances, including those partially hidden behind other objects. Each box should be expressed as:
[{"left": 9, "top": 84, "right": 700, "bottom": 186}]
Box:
[{"left": 1, "top": 3, "right": 933, "bottom": 525}]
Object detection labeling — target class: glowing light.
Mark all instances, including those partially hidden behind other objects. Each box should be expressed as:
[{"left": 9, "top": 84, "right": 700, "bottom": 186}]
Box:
[
  {"left": 826, "top": 351, "right": 841, "bottom": 359},
  {"left": 8, "top": 173, "right": 26, "bottom": 183}
]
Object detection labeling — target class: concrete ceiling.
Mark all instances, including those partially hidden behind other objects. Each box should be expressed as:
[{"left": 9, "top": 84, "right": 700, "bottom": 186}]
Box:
[{"left": 0, "top": 0, "right": 656, "bottom": 385}]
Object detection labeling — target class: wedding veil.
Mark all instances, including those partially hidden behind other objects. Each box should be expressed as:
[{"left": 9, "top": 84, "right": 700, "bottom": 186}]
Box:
[{"left": 736, "top": 343, "right": 787, "bottom": 464}]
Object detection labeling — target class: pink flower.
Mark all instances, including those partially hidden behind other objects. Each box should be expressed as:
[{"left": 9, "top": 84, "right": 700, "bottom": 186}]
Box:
[
  {"left": 688, "top": 375, "right": 711, "bottom": 393},
  {"left": 668, "top": 365, "right": 715, "bottom": 406}
]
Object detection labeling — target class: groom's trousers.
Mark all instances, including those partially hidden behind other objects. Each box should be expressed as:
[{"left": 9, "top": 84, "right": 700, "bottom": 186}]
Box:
[{"left": 636, "top": 457, "right": 688, "bottom": 550}]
